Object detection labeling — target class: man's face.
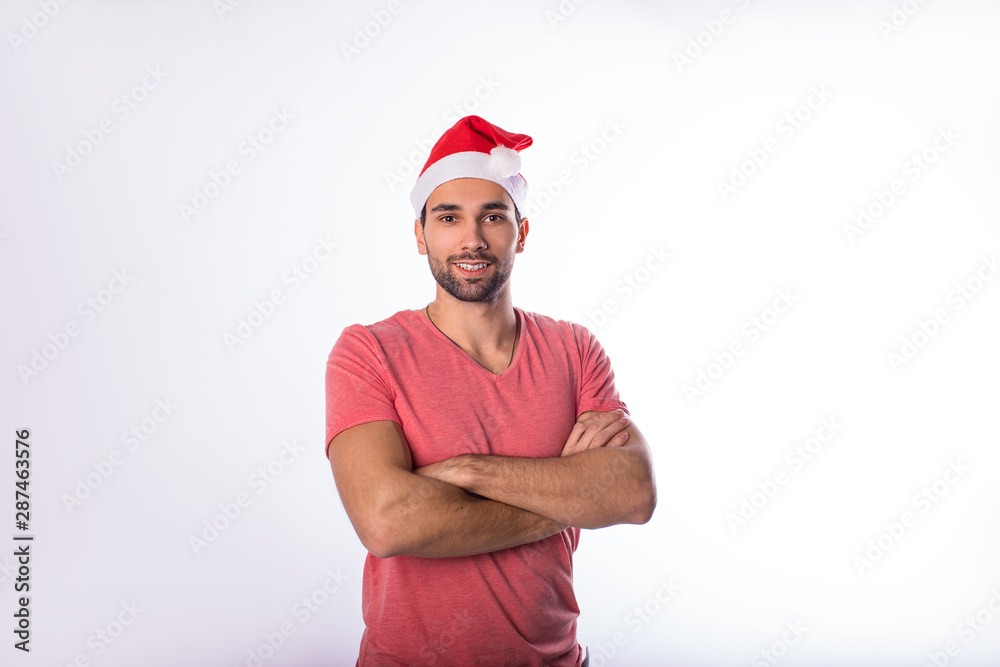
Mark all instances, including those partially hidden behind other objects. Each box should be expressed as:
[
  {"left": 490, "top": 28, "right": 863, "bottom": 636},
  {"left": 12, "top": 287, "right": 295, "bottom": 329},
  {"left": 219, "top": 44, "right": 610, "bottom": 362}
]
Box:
[{"left": 415, "top": 178, "right": 528, "bottom": 304}]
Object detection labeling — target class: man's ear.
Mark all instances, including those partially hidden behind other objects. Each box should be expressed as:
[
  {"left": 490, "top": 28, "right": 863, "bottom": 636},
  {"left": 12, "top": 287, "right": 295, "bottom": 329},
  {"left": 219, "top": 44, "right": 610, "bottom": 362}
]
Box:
[
  {"left": 516, "top": 218, "right": 529, "bottom": 253},
  {"left": 414, "top": 219, "right": 427, "bottom": 255}
]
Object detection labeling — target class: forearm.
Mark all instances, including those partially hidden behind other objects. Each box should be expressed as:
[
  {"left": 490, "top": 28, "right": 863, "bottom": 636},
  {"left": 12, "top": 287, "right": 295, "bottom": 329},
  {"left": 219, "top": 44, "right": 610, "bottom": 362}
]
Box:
[
  {"left": 367, "top": 471, "right": 567, "bottom": 559},
  {"left": 451, "top": 444, "right": 656, "bottom": 529}
]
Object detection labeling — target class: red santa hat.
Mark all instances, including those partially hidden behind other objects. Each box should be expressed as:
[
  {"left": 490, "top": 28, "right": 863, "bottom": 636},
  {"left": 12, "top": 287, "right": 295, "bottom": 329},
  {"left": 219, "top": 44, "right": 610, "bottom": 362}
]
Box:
[{"left": 410, "top": 115, "right": 532, "bottom": 219}]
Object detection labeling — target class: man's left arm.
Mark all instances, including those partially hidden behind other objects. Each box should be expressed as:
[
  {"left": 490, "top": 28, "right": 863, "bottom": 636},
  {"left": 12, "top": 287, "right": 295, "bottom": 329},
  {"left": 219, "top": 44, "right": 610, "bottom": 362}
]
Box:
[{"left": 415, "top": 411, "right": 656, "bottom": 530}]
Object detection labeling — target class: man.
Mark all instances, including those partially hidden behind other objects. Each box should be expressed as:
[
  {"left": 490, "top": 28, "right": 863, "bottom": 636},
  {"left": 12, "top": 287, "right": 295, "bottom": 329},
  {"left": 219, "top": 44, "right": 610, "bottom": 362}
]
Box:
[{"left": 325, "top": 115, "right": 656, "bottom": 666}]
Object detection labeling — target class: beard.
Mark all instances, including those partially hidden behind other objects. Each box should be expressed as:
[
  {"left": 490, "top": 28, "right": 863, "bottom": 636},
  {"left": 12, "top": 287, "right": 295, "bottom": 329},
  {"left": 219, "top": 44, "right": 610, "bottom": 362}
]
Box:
[{"left": 426, "top": 247, "right": 513, "bottom": 303}]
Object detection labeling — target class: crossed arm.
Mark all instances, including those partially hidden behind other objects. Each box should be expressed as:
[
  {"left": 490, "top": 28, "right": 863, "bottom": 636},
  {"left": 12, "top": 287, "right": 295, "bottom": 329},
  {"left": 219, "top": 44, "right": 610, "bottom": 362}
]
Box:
[{"left": 326, "top": 410, "right": 656, "bottom": 559}]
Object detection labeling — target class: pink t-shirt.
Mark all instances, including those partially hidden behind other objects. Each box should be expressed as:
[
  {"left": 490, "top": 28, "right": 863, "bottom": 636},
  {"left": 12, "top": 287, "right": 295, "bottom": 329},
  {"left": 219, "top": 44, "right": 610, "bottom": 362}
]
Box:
[{"left": 325, "top": 306, "right": 628, "bottom": 666}]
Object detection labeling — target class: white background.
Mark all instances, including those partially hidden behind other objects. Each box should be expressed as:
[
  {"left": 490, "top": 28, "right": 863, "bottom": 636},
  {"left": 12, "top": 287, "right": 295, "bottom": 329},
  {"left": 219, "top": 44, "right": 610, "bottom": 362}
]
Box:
[{"left": 2, "top": 1, "right": 999, "bottom": 665}]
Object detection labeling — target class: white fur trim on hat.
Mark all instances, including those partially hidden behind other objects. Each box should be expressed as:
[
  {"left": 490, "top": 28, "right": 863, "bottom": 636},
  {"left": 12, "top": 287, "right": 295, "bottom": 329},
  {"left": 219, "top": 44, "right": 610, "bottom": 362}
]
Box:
[{"left": 410, "top": 150, "right": 528, "bottom": 219}]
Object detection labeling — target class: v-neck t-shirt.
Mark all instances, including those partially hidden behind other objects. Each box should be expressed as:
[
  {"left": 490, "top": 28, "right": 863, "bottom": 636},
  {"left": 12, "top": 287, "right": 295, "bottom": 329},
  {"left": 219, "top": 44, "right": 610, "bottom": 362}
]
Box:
[{"left": 325, "top": 306, "right": 629, "bottom": 666}]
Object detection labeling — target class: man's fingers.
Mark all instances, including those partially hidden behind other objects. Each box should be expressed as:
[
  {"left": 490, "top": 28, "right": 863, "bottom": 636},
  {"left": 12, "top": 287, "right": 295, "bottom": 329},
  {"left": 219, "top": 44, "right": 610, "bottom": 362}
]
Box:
[
  {"left": 582, "top": 410, "right": 627, "bottom": 442},
  {"left": 611, "top": 431, "right": 630, "bottom": 446},
  {"left": 562, "top": 409, "right": 629, "bottom": 455},
  {"left": 594, "top": 418, "right": 629, "bottom": 448},
  {"left": 582, "top": 410, "right": 625, "bottom": 432},
  {"left": 563, "top": 415, "right": 603, "bottom": 451},
  {"left": 562, "top": 415, "right": 606, "bottom": 454}
]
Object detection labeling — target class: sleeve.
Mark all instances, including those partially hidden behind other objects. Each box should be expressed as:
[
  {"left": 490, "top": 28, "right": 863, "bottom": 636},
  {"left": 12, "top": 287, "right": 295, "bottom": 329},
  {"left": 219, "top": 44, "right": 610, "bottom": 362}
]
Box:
[
  {"left": 324, "top": 324, "right": 401, "bottom": 459},
  {"left": 573, "top": 323, "right": 629, "bottom": 418}
]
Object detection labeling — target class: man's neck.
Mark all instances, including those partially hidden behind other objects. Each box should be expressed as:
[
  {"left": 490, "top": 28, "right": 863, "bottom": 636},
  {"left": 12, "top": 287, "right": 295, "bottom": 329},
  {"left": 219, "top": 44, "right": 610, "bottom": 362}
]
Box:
[{"left": 424, "top": 293, "right": 517, "bottom": 354}]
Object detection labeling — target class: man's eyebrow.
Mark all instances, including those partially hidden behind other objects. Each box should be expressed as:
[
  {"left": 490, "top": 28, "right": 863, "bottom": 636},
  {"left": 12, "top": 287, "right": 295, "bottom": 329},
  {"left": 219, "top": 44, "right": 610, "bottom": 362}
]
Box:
[
  {"left": 428, "top": 201, "right": 510, "bottom": 214},
  {"left": 429, "top": 202, "right": 462, "bottom": 213}
]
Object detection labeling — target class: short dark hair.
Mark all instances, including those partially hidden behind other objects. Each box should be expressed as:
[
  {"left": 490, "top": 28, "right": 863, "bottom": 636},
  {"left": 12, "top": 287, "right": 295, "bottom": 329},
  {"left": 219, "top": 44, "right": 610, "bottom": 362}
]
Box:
[{"left": 420, "top": 202, "right": 522, "bottom": 229}]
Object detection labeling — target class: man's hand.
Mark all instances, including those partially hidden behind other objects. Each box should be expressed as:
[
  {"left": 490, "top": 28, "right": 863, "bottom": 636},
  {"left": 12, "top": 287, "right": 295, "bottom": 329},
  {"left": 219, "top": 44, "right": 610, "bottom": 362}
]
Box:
[
  {"left": 409, "top": 408, "right": 655, "bottom": 529},
  {"left": 414, "top": 409, "right": 630, "bottom": 482},
  {"left": 559, "top": 409, "right": 630, "bottom": 457}
]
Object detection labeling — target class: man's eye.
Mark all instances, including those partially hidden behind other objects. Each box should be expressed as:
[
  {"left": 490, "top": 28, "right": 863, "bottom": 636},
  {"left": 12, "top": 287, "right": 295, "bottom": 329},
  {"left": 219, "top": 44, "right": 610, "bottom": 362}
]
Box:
[{"left": 486, "top": 214, "right": 503, "bottom": 222}]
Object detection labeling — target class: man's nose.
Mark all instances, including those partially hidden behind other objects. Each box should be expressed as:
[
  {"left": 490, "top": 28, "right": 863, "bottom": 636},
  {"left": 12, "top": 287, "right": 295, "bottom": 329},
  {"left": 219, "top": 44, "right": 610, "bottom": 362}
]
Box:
[{"left": 460, "top": 223, "right": 487, "bottom": 251}]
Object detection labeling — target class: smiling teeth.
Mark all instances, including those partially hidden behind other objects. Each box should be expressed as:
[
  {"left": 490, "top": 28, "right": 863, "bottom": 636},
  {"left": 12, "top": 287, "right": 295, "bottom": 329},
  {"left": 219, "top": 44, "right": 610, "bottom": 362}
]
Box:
[{"left": 457, "top": 263, "right": 487, "bottom": 270}]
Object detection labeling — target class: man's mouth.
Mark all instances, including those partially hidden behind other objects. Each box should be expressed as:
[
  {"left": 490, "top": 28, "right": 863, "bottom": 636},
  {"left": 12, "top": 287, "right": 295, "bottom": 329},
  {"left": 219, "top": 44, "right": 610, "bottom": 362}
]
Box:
[{"left": 454, "top": 261, "right": 490, "bottom": 276}]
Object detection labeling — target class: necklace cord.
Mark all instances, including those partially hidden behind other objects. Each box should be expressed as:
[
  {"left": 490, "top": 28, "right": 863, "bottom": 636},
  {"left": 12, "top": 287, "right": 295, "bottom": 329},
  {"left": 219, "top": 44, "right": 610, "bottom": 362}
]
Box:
[{"left": 425, "top": 305, "right": 519, "bottom": 370}]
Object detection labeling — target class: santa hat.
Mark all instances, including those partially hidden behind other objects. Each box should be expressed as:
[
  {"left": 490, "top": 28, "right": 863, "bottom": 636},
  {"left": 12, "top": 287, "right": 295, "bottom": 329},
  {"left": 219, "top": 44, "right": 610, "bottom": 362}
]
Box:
[{"left": 409, "top": 115, "right": 532, "bottom": 219}]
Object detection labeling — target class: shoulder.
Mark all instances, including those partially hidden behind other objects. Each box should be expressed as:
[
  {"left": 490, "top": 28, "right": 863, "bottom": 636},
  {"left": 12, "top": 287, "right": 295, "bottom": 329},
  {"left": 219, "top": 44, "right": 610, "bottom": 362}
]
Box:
[
  {"left": 364, "top": 308, "right": 420, "bottom": 343},
  {"left": 329, "top": 308, "right": 419, "bottom": 358},
  {"left": 518, "top": 307, "right": 580, "bottom": 337},
  {"left": 518, "top": 307, "right": 595, "bottom": 347}
]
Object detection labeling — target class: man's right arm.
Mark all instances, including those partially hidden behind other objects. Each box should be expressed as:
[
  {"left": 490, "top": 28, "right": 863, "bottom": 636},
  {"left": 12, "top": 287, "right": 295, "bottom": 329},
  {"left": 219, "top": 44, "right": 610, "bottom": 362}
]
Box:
[{"left": 327, "top": 420, "right": 567, "bottom": 559}]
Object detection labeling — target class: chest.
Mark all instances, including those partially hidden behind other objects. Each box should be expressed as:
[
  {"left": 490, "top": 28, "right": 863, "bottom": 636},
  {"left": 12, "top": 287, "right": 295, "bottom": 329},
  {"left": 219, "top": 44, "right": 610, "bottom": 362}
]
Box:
[
  {"left": 467, "top": 348, "right": 516, "bottom": 375},
  {"left": 390, "top": 349, "right": 580, "bottom": 468}
]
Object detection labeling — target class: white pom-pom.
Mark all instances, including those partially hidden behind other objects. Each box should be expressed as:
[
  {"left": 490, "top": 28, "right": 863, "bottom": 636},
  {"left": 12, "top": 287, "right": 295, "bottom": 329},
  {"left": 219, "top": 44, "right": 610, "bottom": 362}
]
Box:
[{"left": 489, "top": 146, "right": 521, "bottom": 177}]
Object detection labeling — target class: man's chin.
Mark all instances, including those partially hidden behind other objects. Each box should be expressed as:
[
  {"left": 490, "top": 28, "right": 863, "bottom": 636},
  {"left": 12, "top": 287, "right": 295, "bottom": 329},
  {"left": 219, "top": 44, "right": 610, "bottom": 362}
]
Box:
[
  {"left": 447, "top": 290, "right": 493, "bottom": 303},
  {"left": 432, "top": 269, "right": 507, "bottom": 303}
]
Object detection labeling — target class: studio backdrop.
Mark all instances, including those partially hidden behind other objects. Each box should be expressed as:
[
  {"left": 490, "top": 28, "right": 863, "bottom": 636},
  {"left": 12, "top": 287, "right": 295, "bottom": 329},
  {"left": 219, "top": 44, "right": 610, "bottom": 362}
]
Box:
[{"left": 2, "top": 1, "right": 999, "bottom": 665}]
